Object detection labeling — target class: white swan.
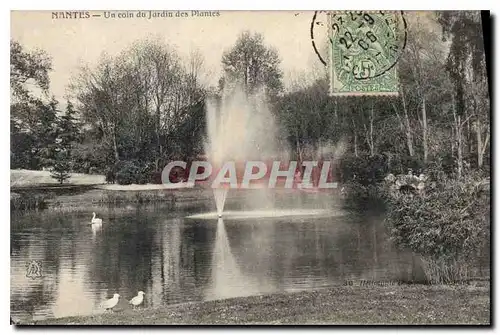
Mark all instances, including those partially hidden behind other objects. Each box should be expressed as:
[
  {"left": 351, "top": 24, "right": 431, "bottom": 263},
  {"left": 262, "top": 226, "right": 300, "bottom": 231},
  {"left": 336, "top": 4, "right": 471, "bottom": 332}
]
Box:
[
  {"left": 129, "top": 291, "right": 145, "bottom": 308},
  {"left": 100, "top": 293, "right": 120, "bottom": 310},
  {"left": 91, "top": 212, "right": 103, "bottom": 224}
]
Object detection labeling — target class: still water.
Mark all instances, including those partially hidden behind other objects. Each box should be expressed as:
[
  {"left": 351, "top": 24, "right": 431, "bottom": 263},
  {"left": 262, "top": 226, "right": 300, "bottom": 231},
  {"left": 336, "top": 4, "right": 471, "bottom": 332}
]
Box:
[{"left": 11, "top": 197, "right": 418, "bottom": 322}]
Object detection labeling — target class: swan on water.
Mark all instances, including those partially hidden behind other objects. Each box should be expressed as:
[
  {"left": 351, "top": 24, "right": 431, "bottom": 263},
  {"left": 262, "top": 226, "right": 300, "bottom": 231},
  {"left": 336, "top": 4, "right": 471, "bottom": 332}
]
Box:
[
  {"left": 129, "top": 291, "right": 145, "bottom": 308},
  {"left": 100, "top": 293, "right": 120, "bottom": 310},
  {"left": 91, "top": 212, "right": 103, "bottom": 224}
]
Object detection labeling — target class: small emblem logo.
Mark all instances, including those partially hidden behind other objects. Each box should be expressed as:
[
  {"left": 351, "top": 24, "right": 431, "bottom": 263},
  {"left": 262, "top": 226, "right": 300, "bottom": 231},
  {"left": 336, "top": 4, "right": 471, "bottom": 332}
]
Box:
[{"left": 26, "top": 260, "right": 42, "bottom": 280}]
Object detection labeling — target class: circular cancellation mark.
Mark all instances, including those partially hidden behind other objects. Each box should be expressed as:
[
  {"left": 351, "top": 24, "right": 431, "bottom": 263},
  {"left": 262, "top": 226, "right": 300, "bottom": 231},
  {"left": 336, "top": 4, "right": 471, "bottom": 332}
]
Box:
[{"left": 311, "top": 11, "right": 407, "bottom": 80}]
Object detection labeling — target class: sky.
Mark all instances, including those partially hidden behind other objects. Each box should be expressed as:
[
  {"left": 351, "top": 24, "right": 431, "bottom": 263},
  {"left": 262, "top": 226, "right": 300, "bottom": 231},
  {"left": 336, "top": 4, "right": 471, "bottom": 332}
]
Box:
[{"left": 11, "top": 10, "right": 329, "bottom": 102}]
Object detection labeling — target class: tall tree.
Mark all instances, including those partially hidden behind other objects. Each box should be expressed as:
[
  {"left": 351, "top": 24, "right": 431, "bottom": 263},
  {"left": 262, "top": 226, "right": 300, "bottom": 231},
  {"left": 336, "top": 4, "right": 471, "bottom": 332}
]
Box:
[
  {"left": 10, "top": 40, "right": 52, "bottom": 106},
  {"left": 439, "top": 11, "right": 490, "bottom": 171},
  {"left": 221, "top": 31, "right": 283, "bottom": 98},
  {"left": 10, "top": 40, "right": 54, "bottom": 169}
]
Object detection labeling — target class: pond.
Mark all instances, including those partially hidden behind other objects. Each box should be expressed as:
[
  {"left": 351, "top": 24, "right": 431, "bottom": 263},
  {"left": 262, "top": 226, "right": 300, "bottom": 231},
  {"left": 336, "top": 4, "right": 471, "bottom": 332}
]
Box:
[{"left": 11, "top": 191, "right": 419, "bottom": 321}]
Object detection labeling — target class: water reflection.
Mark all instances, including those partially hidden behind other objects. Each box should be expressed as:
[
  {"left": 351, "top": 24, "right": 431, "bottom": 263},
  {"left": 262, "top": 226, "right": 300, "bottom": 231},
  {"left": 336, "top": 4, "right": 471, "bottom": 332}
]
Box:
[
  {"left": 11, "top": 204, "right": 420, "bottom": 322},
  {"left": 205, "top": 218, "right": 273, "bottom": 300}
]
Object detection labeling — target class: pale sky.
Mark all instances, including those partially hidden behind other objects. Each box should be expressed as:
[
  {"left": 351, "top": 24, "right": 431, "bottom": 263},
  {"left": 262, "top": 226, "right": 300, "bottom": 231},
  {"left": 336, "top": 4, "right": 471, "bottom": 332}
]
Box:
[{"left": 11, "top": 10, "right": 329, "bottom": 102}]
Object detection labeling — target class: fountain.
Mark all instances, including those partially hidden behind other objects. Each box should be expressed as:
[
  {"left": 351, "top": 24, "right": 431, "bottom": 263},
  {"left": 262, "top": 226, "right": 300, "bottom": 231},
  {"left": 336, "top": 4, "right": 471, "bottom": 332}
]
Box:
[
  {"left": 204, "top": 85, "right": 280, "bottom": 217},
  {"left": 192, "top": 82, "right": 346, "bottom": 219}
]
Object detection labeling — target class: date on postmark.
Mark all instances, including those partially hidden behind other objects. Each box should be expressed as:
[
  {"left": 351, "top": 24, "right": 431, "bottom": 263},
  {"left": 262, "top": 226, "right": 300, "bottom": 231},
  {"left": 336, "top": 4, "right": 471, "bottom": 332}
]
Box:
[{"left": 328, "top": 11, "right": 407, "bottom": 96}]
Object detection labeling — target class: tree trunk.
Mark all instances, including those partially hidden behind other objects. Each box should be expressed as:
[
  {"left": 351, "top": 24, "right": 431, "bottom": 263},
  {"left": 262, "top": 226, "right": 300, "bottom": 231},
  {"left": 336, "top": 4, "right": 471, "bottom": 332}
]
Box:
[
  {"left": 422, "top": 96, "right": 428, "bottom": 163},
  {"left": 369, "top": 106, "right": 374, "bottom": 157},
  {"left": 112, "top": 126, "right": 119, "bottom": 163},
  {"left": 476, "top": 119, "right": 482, "bottom": 168},
  {"left": 481, "top": 132, "right": 490, "bottom": 168},
  {"left": 402, "top": 90, "right": 414, "bottom": 157},
  {"left": 296, "top": 130, "right": 303, "bottom": 162},
  {"left": 457, "top": 116, "right": 463, "bottom": 178},
  {"left": 156, "top": 105, "right": 162, "bottom": 162},
  {"left": 352, "top": 117, "right": 358, "bottom": 157}
]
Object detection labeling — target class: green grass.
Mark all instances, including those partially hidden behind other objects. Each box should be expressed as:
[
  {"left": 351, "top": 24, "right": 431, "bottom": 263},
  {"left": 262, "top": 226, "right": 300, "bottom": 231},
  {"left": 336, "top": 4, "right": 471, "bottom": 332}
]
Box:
[{"left": 23, "top": 284, "right": 490, "bottom": 325}]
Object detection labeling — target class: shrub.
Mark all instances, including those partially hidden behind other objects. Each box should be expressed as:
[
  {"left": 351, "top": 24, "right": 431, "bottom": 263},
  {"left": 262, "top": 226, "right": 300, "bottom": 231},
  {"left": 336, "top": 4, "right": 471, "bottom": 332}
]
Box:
[
  {"left": 137, "top": 163, "right": 154, "bottom": 185},
  {"left": 89, "top": 166, "right": 100, "bottom": 175},
  {"left": 115, "top": 160, "right": 141, "bottom": 185},
  {"left": 384, "top": 169, "right": 490, "bottom": 283},
  {"left": 342, "top": 181, "right": 386, "bottom": 210},
  {"left": 339, "top": 153, "right": 390, "bottom": 185}
]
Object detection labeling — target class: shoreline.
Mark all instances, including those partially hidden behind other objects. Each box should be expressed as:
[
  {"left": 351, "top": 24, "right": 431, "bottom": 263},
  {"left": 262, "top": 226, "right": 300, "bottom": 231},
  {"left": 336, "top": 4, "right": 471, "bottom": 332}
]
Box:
[
  {"left": 11, "top": 181, "right": 341, "bottom": 212},
  {"left": 19, "top": 284, "right": 490, "bottom": 325}
]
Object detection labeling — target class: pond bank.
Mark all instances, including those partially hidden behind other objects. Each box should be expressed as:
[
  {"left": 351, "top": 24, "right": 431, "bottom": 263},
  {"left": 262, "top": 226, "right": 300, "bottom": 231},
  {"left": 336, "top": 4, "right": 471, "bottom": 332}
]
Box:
[
  {"left": 24, "top": 284, "right": 490, "bottom": 325},
  {"left": 11, "top": 184, "right": 216, "bottom": 211}
]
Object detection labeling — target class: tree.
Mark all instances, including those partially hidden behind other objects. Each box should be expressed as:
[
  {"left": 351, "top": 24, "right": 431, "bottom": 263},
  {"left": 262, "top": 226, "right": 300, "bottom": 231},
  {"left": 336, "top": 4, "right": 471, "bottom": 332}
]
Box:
[
  {"left": 33, "top": 97, "right": 60, "bottom": 169},
  {"left": 58, "top": 100, "right": 80, "bottom": 149},
  {"left": 50, "top": 152, "right": 71, "bottom": 184},
  {"left": 221, "top": 31, "right": 283, "bottom": 98},
  {"left": 439, "top": 11, "right": 490, "bottom": 171},
  {"left": 10, "top": 40, "right": 54, "bottom": 170},
  {"left": 10, "top": 40, "right": 52, "bottom": 105},
  {"left": 49, "top": 101, "right": 81, "bottom": 184},
  {"left": 70, "top": 39, "right": 208, "bottom": 177},
  {"left": 398, "top": 14, "right": 449, "bottom": 165},
  {"left": 72, "top": 55, "right": 130, "bottom": 164}
]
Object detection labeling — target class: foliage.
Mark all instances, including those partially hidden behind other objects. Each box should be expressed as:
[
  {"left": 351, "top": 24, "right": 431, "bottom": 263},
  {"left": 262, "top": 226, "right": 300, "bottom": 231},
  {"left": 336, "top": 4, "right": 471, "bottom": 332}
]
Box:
[
  {"left": 384, "top": 169, "right": 490, "bottom": 281},
  {"left": 50, "top": 152, "right": 71, "bottom": 184},
  {"left": 221, "top": 31, "right": 283, "bottom": 98},
  {"left": 115, "top": 161, "right": 141, "bottom": 185},
  {"left": 339, "top": 153, "right": 390, "bottom": 185},
  {"left": 71, "top": 39, "right": 207, "bottom": 173},
  {"left": 10, "top": 39, "right": 52, "bottom": 104},
  {"left": 100, "top": 191, "right": 175, "bottom": 204}
]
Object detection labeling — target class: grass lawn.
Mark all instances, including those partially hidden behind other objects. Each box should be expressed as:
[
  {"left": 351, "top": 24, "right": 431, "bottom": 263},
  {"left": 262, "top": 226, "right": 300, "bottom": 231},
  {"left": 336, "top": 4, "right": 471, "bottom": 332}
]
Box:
[
  {"left": 10, "top": 169, "right": 186, "bottom": 191},
  {"left": 11, "top": 169, "right": 105, "bottom": 187},
  {"left": 24, "top": 284, "right": 490, "bottom": 325}
]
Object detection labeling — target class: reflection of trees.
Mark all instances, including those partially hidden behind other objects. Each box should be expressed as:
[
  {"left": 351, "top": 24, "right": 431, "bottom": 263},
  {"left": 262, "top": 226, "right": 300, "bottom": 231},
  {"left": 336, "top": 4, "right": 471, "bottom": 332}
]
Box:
[
  {"left": 88, "top": 214, "right": 157, "bottom": 300},
  {"left": 220, "top": 213, "right": 416, "bottom": 290},
  {"left": 150, "top": 217, "right": 215, "bottom": 306},
  {"left": 179, "top": 221, "right": 214, "bottom": 300},
  {"left": 11, "top": 213, "right": 66, "bottom": 320},
  {"left": 11, "top": 207, "right": 422, "bottom": 321}
]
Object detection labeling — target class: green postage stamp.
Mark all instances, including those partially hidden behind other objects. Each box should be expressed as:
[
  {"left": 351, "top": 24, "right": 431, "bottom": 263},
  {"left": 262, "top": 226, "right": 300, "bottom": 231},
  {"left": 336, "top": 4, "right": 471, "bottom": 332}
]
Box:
[{"left": 328, "top": 11, "right": 407, "bottom": 96}]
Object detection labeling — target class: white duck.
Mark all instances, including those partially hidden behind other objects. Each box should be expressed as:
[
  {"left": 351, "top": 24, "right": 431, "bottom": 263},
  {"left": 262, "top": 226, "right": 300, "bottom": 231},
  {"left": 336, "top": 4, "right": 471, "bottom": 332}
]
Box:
[
  {"left": 91, "top": 212, "right": 103, "bottom": 224},
  {"left": 100, "top": 293, "right": 120, "bottom": 310},
  {"left": 129, "top": 291, "right": 145, "bottom": 308}
]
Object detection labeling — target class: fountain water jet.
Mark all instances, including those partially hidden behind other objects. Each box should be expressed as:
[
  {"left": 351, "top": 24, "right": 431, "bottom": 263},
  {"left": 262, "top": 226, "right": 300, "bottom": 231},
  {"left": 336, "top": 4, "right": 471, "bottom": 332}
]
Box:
[
  {"left": 213, "top": 188, "right": 228, "bottom": 217},
  {"left": 205, "top": 85, "right": 280, "bottom": 216}
]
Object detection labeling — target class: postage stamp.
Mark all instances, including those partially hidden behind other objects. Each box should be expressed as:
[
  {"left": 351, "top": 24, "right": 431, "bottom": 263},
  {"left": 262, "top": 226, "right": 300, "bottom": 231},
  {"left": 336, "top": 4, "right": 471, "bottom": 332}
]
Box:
[{"left": 328, "top": 11, "right": 407, "bottom": 96}]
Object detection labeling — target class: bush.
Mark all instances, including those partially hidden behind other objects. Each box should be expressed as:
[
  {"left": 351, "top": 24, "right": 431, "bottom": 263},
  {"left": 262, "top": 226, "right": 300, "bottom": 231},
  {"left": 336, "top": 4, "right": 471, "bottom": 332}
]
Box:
[
  {"left": 342, "top": 181, "right": 386, "bottom": 210},
  {"left": 115, "top": 161, "right": 141, "bottom": 185},
  {"left": 384, "top": 169, "right": 490, "bottom": 283},
  {"left": 137, "top": 163, "right": 154, "bottom": 185},
  {"left": 89, "top": 166, "right": 100, "bottom": 175},
  {"left": 339, "top": 153, "right": 390, "bottom": 185}
]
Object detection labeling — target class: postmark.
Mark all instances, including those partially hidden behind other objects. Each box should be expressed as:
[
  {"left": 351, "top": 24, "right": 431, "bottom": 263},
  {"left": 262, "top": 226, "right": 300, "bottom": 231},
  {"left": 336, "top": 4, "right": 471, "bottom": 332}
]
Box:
[{"left": 311, "top": 11, "right": 407, "bottom": 96}]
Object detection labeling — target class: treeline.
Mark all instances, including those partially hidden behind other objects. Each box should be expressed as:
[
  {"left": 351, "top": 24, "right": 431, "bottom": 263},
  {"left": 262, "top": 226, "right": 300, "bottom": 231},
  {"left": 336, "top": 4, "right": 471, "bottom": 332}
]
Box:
[
  {"left": 278, "top": 12, "right": 489, "bottom": 185},
  {"left": 11, "top": 12, "right": 489, "bottom": 187}
]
